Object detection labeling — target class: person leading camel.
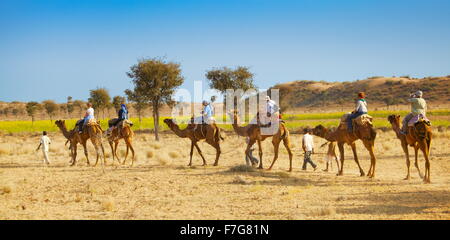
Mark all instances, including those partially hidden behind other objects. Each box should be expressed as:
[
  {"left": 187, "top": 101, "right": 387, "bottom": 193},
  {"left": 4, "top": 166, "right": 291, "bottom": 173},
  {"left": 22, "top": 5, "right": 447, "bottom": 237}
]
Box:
[
  {"left": 401, "top": 90, "right": 428, "bottom": 135},
  {"left": 347, "top": 92, "right": 368, "bottom": 133},
  {"left": 302, "top": 128, "right": 318, "bottom": 171},
  {"left": 36, "top": 131, "right": 51, "bottom": 165}
]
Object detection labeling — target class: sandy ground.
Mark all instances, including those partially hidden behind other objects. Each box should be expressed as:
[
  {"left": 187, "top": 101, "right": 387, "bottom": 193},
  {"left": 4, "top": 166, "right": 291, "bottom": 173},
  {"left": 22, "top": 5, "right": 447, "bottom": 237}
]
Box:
[{"left": 0, "top": 130, "right": 449, "bottom": 220}]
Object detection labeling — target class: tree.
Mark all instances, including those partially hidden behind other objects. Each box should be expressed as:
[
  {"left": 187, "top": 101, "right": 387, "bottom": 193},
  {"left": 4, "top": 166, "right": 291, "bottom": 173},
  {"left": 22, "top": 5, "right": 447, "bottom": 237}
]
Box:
[
  {"left": 112, "top": 96, "right": 126, "bottom": 111},
  {"left": 73, "top": 100, "right": 85, "bottom": 118},
  {"left": 60, "top": 103, "right": 68, "bottom": 118},
  {"left": 67, "top": 96, "right": 74, "bottom": 118},
  {"left": 127, "top": 58, "right": 184, "bottom": 140},
  {"left": 205, "top": 66, "right": 256, "bottom": 110},
  {"left": 88, "top": 88, "right": 111, "bottom": 119},
  {"left": 383, "top": 97, "right": 395, "bottom": 110},
  {"left": 42, "top": 100, "right": 58, "bottom": 121},
  {"left": 125, "top": 89, "right": 148, "bottom": 124},
  {"left": 12, "top": 108, "right": 20, "bottom": 119},
  {"left": 26, "top": 102, "right": 41, "bottom": 125}
]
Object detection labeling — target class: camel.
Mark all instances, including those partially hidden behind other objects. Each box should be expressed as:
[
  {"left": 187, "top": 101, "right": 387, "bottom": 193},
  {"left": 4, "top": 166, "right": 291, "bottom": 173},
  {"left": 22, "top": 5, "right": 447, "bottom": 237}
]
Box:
[
  {"left": 106, "top": 120, "right": 135, "bottom": 166},
  {"left": 387, "top": 115, "right": 432, "bottom": 183},
  {"left": 55, "top": 120, "right": 106, "bottom": 167},
  {"left": 312, "top": 119, "right": 377, "bottom": 178},
  {"left": 228, "top": 111, "right": 293, "bottom": 171},
  {"left": 163, "top": 118, "right": 224, "bottom": 166}
]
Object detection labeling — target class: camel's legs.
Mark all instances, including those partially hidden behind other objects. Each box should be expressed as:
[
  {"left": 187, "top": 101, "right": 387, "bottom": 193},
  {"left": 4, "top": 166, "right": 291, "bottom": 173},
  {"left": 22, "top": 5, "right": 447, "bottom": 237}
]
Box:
[
  {"left": 267, "top": 138, "right": 281, "bottom": 171},
  {"left": 194, "top": 142, "right": 207, "bottom": 166},
  {"left": 188, "top": 141, "right": 194, "bottom": 166},
  {"left": 70, "top": 143, "right": 78, "bottom": 166},
  {"left": 82, "top": 141, "right": 90, "bottom": 166},
  {"left": 350, "top": 142, "right": 365, "bottom": 177},
  {"left": 413, "top": 144, "right": 423, "bottom": 179},
  {"left": 206, "top": 139, "right": 221, "bottom": 166},
  {"left": 257, "top": 140, "right": 263, "bottom": 169},
  {"left": 114, "top": 140, "right": 120, "bottom": 164},
  {"left": 364, "top": 142, "right": 376, "bottom": 178},
  {"left": 283, "top": 137, "right": 293, "bottom": 172},
  {"left": 418, "top": 139, "right": 431, "bottom": 183},
  {"left": 108, "top": 141, "right": 115, "bottom": 164},
  {"left": 337, "top": 142, "right": 345, "bottom": 176},
  {"left": 126, "top": 138, "right": 135, "bottom": 166},
  {"left": 124, "top": 142, "right": 129, "bottom": 164},
  {"left": 245, "top": 138, "right": 257, "bottom": 166},
  {"left": 401, "top": 141, "right": 411, "bottom": 180}
]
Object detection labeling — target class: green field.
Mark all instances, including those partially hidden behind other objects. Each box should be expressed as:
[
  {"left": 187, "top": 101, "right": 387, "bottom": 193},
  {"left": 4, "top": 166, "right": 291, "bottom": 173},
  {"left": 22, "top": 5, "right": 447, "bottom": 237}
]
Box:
[{"left": 0, "top": 110, "right": 448, "bottom": 134}]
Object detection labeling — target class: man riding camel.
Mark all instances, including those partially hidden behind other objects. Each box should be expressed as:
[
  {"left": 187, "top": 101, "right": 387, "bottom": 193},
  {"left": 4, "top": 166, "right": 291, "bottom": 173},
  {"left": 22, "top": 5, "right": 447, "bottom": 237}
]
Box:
[
  {"left": 401, "top": 90, "right": 428, "bottom": 134},
  {"left": 261, "top": 96, "right": 279, "bottom": 127},
  {"left": 347, "top": 92, "right": 368, "bottom": 132},
  {"left": 78, "top": 102, "right": 95, "bottom": 134},
  {"left": 201, "top": 100, "right": 214, "bottom": 124}
]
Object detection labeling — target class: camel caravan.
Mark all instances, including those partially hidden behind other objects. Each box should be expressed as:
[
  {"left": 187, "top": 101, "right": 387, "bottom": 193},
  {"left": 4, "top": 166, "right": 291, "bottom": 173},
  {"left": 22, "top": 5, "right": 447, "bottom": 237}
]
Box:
[{"left": 54, "top": 90, "right": 433, "bottom": 183}]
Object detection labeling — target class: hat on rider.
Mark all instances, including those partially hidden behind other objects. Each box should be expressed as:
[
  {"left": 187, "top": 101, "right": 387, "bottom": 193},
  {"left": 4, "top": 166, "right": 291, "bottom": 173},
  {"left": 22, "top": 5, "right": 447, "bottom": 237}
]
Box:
[{"left": 415, "top": 90, "right": 423, "bottom": 98}]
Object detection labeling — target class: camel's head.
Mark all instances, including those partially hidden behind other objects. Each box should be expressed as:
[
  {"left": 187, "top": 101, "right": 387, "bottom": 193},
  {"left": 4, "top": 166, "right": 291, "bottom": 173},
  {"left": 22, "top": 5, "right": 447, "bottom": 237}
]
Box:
[
  {"left": 387, "top": 115, "right": 400, "bottom": 125},
  {"left": 312, "top": 125, "right": 327, "bottom": 137},
  {"left": 55, "top": 120, "right": 65, "bottom": 127},
  {"left": 163, "top": 118, "right": 175, "bottom": 127}
]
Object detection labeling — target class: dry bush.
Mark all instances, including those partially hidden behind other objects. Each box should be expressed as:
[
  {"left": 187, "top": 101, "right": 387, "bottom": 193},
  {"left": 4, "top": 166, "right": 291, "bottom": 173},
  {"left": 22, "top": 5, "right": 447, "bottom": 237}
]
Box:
[
  {"left": 168, "top": 151, "right": 180, "bottom": 158},
  {"left": 0, "top": 147, "right": 10, "bottom": 156},
  {"left": 156, "top": 154, "right": 169, "bottom": 165},
  {"left": 228, "top": 165, "right": 255, "bottom": 172},
  {"left": 233, "top": 175, "right": 251, "bottom": 185},
  {"left": 102, "top": 198, "right": 116, "bottom": 212},
  {"left": 307, "top": 206, "right": 336, "bottom": 216},
  {"left": 146, "top": 151, "right": 154, "bottom": 159},
  {"left": 1, "top": 185, "right": 13, "bottom": 194},
  {"left": 149, "top": 143, "right": 162, "bottom": 149}
]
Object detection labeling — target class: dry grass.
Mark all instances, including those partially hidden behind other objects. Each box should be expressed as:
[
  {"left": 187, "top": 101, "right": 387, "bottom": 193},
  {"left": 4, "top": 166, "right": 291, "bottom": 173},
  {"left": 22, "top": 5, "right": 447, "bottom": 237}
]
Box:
[{"left": 0, "top": 130, "right": 449, "bottom": 220}]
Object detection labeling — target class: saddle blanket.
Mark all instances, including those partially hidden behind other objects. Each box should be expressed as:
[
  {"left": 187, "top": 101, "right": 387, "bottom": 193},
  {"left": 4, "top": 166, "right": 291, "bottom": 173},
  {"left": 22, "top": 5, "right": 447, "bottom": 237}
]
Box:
[{"left": 408, "top": 114, "right": 431, "bottom": 127}]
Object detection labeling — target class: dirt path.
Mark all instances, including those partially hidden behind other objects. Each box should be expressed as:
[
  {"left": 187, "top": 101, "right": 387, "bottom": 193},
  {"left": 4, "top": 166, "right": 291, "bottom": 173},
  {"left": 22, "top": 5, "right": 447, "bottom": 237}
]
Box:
[{"left": 1, "top": 131, "right": 449, "bottom": 219}]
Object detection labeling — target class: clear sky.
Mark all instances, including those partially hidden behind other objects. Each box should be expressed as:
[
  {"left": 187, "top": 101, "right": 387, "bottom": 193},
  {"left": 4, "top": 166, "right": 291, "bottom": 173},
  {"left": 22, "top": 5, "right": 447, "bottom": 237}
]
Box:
[{"left": 1, "top": 0, "right": 449, "bottom": 102}]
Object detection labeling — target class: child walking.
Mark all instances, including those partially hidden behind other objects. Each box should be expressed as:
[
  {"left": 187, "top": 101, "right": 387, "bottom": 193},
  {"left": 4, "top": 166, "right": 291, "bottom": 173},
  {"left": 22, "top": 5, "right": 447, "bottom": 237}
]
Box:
[{"left": 36, "top": 131, "right": 51, "bottom": 165}]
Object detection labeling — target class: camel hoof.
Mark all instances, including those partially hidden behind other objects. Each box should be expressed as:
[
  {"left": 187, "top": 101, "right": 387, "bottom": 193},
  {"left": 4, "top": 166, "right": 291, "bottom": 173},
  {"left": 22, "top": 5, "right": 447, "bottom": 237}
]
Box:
[
  {"left": 360, "top": 172, "right": 366, "bottom": 177},
  {"left": 288, "top": 169, "right": 292, "bottom": 172},
  {"left": 403, "top": 176, "right": 411, "bottom": 180},
  {"left": 213, "top": 163, "right": 218, "bottom": 166}
]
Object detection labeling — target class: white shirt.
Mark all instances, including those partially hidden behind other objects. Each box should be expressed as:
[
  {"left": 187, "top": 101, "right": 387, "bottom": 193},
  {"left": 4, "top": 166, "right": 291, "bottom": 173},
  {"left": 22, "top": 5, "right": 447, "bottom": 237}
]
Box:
[
  {"left": 86, "top": 107, "right": 94, "bottom": 119},
  {"left": 266, "top": 100, "right": 278, "bottom": 114},
  {"left": 355, "top": 99, "right": 368, "bottom": 113},
  {"left": 40, "top": 136, "right": 51, "bottom": 152},
  {"left": 302, "top": 133, "right": 314, "bottom": 152}
]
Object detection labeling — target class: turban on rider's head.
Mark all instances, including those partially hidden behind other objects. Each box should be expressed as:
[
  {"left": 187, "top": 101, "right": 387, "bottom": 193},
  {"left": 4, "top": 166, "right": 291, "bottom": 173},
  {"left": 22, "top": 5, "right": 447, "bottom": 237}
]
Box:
[{"left": 415, "top": 90, "right": 423, "bottom": 97}]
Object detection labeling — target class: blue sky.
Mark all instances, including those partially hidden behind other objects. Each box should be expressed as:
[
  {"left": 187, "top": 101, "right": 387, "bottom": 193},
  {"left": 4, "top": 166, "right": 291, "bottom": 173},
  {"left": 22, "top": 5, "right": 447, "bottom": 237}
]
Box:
[{"left": 1, "top": 0, "right": 449, "bottom": 102}]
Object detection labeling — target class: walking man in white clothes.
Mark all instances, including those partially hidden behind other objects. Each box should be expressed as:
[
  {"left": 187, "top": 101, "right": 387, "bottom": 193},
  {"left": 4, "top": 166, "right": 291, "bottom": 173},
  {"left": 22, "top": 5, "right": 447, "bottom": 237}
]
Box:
[
  {"left": 302, "top": 128, "right": 317, "bottom": 171},
  {"left": 36, "top": 131, "right": 51, "bottom": 165}
]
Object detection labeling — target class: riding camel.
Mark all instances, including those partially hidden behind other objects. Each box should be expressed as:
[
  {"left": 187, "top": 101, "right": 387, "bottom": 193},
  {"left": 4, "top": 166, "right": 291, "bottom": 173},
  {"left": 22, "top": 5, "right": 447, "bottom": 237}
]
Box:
[
  {"left": 163, "top": 118, "right": 224, "bottom": 166},
  {"left": 106, "top": 119, "right": 135, "bottom": 166},
  {"left": 387, "top": 115, "right": 432, "bottom": 183},
  {"left": 312, "top": 117, "right": 377, "bottom": 178},
  {"left": 55, "top": 120, "right": 106, "bottom": 167},
  {"left": 228, "top": 111, "right": 293, "bottom": 171}
]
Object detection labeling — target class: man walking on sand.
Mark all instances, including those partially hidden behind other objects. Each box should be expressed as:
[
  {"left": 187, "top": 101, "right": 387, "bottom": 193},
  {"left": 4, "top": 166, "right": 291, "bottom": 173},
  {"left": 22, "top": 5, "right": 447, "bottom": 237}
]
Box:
[
  {"left": 302, "top": 128, "right": 318, "bottom": 171},
  {"left": 36, "top": 131, "right": 51, "bottom": 165}
]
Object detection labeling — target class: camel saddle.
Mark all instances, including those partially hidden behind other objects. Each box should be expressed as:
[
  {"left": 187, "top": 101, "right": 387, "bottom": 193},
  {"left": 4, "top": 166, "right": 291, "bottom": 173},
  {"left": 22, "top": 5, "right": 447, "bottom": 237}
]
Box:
[
  {"left": 408, "top": 114, "right": 431, "bottom": 127},
  {"left": 339, "top": 113, "right": 373, "bottom": 129}
]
